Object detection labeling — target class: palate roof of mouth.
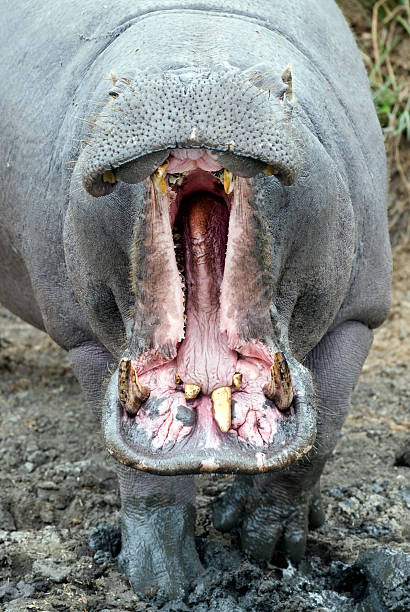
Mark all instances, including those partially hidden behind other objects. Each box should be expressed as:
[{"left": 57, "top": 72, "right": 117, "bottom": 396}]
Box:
[{"left": 173, "top": 189, "right": 235, "bottom": 395}]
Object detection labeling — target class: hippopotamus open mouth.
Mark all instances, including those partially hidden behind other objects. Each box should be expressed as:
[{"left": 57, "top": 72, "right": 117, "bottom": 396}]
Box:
[{"left": 78, "top": 69, "right": 317, "bottom": 474}]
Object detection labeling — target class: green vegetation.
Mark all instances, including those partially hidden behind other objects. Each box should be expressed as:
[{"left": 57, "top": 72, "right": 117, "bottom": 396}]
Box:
[{"left": 354, "top": 0, "right": 409, "bottom": 140}]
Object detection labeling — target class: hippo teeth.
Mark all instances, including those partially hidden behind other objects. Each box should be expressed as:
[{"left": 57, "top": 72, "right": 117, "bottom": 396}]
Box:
[
  {"left": 168, "top": 173, "right": 185, "bottom": 186},
  {"left": 211, "top": 386, "right": 232, "bottom": 433},
  {"left": 223, "top": 169, "right": 235, "bottom": 194},
  {"left": 211, "top": 168, "right": 236, "bottom": 194},
  {"left": 151, "top": 159, "right": 169, "bottom": 194},
  {"left": 103, "top": 170, "right": 117, "bottom": 184},
  {"left": 184, "top": 383, "right": 201, "bottom": 400},
  {"left": 232, "top": 372, "right": 242, "bottom": 388},
  {"left": 118, "top": 358, "right": 150, "bottom": 415},
  {"left": 150, "top": 157, "right": 237, "bottom": 195},
  {"left": 263, "top": 352, "right": 294, "bottom": 411}
]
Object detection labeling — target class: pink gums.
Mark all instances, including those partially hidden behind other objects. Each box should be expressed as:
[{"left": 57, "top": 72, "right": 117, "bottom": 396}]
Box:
[
  {"left": 167, "top": 149, "right": 222, "bottom": 173},
  {"left": 132, "top": 355, "right": 282, "bottom": 450}
]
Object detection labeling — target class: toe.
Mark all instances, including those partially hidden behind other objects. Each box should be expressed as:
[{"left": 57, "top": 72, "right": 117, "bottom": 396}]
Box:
[
  {"left": 309, "top": 493, "right": 325, "bottom": 529},
  {"left": 212, "top": 475, "right": 253, "bottom": 532},
  {"left": 241, "top": 504, "right": 282, "bottom": 562}
]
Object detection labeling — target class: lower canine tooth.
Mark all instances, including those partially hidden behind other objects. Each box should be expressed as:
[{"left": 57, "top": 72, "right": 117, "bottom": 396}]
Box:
[
  {"left": 263, "top": 352, "right": 293, "bottom": 411},
  {"left": 151, "top": 160, "right": 169, "bottom": 194},
  {"left": 118, "top": 358, "right": 150, "bottom": 415},
  {"left": 211, "top": 386, "right": 232, "bottom": 432},
  {"left": 223, "top": 169, "right": 235, "bottom": 194},
  {"left": 185, "top": 384, "right": 201, "bottom": 400}
]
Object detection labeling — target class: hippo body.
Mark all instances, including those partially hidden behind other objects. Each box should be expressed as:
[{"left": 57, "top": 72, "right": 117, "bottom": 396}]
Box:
[{"left": 0, "top": 0, "right": 391, "bottom": 598}]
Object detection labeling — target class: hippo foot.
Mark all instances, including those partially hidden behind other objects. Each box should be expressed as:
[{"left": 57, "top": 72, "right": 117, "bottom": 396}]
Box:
[
  {"left": 212, "top": 475, "right": 325, "bottom": 564},
  {"left": 117, "top": 497, "right": 203, "bottom": 600}
]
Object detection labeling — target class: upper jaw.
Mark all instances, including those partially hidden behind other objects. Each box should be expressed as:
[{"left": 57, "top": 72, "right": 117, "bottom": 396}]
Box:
[
  {"left": 75, "top": 64, "right": 299, "bottom": 198},
  {"left": 81, "top": 147, "right": 296, "bottom": 199}
]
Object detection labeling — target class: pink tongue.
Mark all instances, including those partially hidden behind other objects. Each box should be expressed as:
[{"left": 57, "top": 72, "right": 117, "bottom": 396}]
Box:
[{"left": 176, "top": 192, "right": 237, "bottom": 394}]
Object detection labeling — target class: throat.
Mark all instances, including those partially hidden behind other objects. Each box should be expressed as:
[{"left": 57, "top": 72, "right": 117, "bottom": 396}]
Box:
[{"left": 176, "top": 191, "right": 237, "bottom": 394}]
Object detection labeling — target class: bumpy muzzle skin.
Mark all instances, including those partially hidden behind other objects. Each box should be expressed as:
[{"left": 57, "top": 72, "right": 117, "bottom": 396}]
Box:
[{"left": 78, "top": 65, "right": 299, "bottom": 197}]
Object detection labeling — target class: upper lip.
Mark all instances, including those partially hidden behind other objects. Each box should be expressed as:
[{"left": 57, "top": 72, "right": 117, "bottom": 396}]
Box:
[{"left": 80, "top": 148, "right": 297, "bottom": 198}]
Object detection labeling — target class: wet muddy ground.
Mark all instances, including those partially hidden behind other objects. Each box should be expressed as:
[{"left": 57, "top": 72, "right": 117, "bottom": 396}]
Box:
[{"left": 0, "top": 244, "right": 409, "bottom": 611}]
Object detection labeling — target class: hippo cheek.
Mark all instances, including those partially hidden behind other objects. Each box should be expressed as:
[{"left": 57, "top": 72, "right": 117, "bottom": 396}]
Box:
[{"left": 99, "top": 148, "right": 316, "bottom": 475}]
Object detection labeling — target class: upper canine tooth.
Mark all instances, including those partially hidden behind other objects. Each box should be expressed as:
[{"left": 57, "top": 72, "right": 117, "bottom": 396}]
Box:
[
  {"left": 263, "top": 352, "right": 293, "bottom": 411},
  {"left": 211, "top": 386, "right": 232, "bottom": 432},
  {"left": 185, "top": 383, "right": 201, "bottom": 400},
  {"left": 223, "top": 169, "right": 235, "bottom": 194},
  {"left": 151, "top": 160, "right": 169, "bottom": 194},
  {"left": 118, "top": 358, "right": 150, "bottom": 415}
]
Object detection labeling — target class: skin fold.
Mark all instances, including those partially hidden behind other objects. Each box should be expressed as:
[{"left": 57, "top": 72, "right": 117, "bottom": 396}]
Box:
[{"left": 0, "top": 0, "right": 391, "bottom": 599}]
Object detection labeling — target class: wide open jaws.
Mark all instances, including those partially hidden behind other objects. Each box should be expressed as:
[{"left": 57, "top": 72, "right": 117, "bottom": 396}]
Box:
[{"left": 101, "top": 148, "right": 316, "bottom": 474}]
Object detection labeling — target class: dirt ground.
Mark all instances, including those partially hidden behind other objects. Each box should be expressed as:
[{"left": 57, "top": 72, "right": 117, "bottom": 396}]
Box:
[{"left": 1, "top": 4, "right": 409, "bottom": 612}]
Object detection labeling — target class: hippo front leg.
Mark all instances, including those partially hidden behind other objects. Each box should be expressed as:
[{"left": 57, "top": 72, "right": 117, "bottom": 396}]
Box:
[
  {"left": 117, "top": 467, "right": 202, "bottom": 599},
  {"left": 213, "top": 321, "right": 373, "bottom": 562}
]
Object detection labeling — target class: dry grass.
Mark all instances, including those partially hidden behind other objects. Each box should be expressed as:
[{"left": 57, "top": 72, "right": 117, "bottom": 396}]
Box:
[{"left": 339, "top": 0, "right": 410, "bottom": 249}]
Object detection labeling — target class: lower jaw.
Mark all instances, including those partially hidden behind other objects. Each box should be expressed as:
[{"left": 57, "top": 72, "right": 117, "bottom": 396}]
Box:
[{"left": 102, "top": 353, "right": 317, "bottom": 475}]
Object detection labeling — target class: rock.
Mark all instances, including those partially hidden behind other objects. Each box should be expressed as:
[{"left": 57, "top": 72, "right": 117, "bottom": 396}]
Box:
[
  {"left": 0, "top": 580, "right": 35, "bottom": 603},
  {"left": 0, "top": 500, "right": 15, "bottom": 531},
  {"left": 32, "top": 560, "right": 71, "bottom": 583},
  {"left": 89, "top": 523, "right": 121, "bottom": 557},
  {"left": 356, "top": 547, "right": 410, "bottom": 611},
  {"left": 395, "top": 440, "right": 410, "bottom": 467}
]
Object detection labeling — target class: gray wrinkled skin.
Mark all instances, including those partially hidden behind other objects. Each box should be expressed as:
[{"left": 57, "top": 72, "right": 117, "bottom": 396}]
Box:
[{"left": 0, "top": 0, "right": 391, "bottom": 599}]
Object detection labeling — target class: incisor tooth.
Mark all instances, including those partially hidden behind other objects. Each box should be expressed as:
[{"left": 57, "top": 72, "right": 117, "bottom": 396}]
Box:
[
  {"left": 232, "top": 372, "right": 242, "bottom": 388},
  {"left": 118, "top": 358, "right": 150, "bottom": 415},
  {"left": 211, "top": 386, "right": 232, "bottom": 433},
  {"left": 168, "top": 173, "right": 185, "bottom": 186},
  {"left": 223, "top": 169, "right": 235, "bottom": 194},
  {"left": 151, "top": 160, "right": 169, "bottom": 194},
  {"left": 263, "top": 352, "right": 293, "bottom": 411},
  {"left": 175, "top": 373, "right": 183, "bottom": 385},
  {"left": 185, "top": 384, "right": 201, "bottom": 400}
]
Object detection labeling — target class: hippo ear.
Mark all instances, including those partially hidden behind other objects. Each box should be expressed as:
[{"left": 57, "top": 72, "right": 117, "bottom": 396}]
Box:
[{"left": 281, "top": 65, "right": 295, "bottom": 102}]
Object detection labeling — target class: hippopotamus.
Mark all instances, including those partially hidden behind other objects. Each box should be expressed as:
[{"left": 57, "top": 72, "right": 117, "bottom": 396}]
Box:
[{"left": 0, "top": 0, "right": 391, "bottom": 599}]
